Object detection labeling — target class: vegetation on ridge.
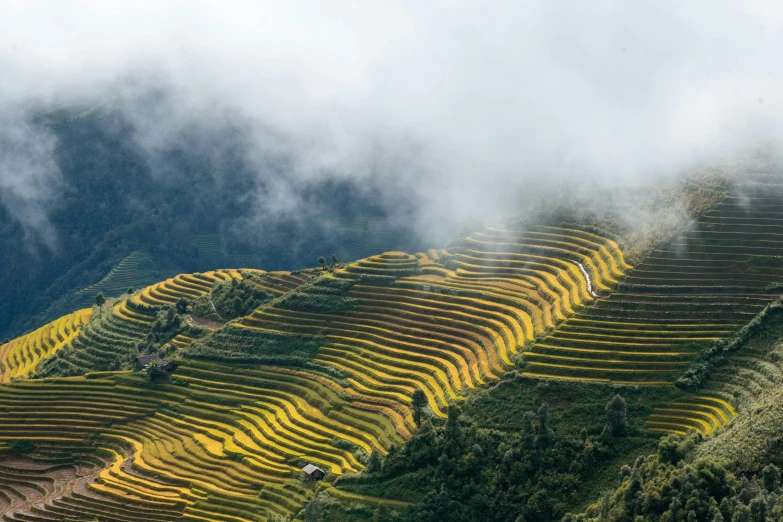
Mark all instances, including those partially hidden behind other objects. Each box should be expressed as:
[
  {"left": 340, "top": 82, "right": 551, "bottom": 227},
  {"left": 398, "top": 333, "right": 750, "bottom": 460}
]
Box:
[
  {"left": 573, "top": 443, "right": 783, "bottom": 522},
  {"left": 190, "top": 275, "right": 274, "bottom": 321}
]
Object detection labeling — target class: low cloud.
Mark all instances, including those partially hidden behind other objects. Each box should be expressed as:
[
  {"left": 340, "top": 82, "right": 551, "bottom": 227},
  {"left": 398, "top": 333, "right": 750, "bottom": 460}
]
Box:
[
  {"left": 2, "top": 1, "right": 783, "bottom": 248},
  {"left": 0, "top": 109, "right": 62, "bottom": 250}
]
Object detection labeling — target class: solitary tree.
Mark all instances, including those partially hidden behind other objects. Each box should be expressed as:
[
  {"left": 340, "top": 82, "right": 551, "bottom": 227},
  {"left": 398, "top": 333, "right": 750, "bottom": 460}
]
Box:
[
  {"left": 331, "top": 254, "right": 340, "bottom": 267},
  {"left": 127, "top": 287, "right": 134, "bottom": 294},
  {"left": 232, "top": 296, "right": 244, "bottom": 317},
  {"left": 94, "top": 293, "right": 106, "bottom": 316},
  {"left": 175, "top": 297, "right": 188, "bottom": 314},
  {"left": 412, "top": 389, "right": 427, "bottom": 426},
  {"left": 536, "top": 402, "right": 554, "bottom": 444},
  {"left": 522, "top": 411, "right": 536, "bottom": 446},
  {"left": 446, "top": 404, "right": 462, "bottom": 438},
  {"left": 606, "top": 394, "right": 629, "bottom": 437},
  {"left": 367, "top": 450, "right": 381, "bottom": 473},
  {"left": 169, "top": 314, "right": 181, "bottom": 330},
  {"left": 318, "top": 256, "right": 327, "bottom": 270}
]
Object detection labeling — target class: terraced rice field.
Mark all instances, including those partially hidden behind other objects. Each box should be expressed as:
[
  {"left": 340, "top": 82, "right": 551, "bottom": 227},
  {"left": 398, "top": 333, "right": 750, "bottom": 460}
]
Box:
[
  {"left": 240, "top": 226, "right": 627, "bottom": 419},
  {"left": 0, "top": 310, "right": 91, "bottom": 382},
  {"left": 646, "top": 395, "right": 737, "bottom": 437},
  {"left": 37, "top": 271, "right": 254, "bottom": 378},
  {"left": 342, "top": 251, "right": 423, "bottom": 279},
  {"left": 245, "top": 271, "right": 314, "bottom": 297},
  {"left": 664, "top": 304, "right": 783, "bottom": 437},
  {"left": 37, "top": 301, "right": 156, "bottom": 378},
  {"left": 522, "top": 190, "right": 783, "bottom": 387},
  {"left": 0, "top": 445, "right": 111, "bottom": 517},
  {"left": 7, "top": 194, "right": 783, "bottom": 516},
  {"left": 132, "top": 269, "right": 251, "bottom": 308},
  {"left": 168, "top": 332, "right": 200, "bottom": 352},
  {"left": 330, "top": 217, "right": 412, "bottom": 262},
  {"left": 648, "top": 286, "right": 783, "bottom": 436},
  {"left": 0, "top": 361, "right": 406, "bottom": 520},
  {"left": 78, "top": 252, "right": 157, "bottom": 300},
  {"left": 6, "top": 225, "right": 607, "bottom": 518},
  {"left": 192, "top": 234, "right": 221, "bottom": 257}
]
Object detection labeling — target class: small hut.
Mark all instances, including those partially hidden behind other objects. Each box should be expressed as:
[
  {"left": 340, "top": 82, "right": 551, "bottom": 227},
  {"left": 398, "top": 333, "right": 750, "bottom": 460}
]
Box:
[
  {"left": 302, "top": 463, "right": 325, "bottom": 481},
  {"left": 136, "top": 353, "right": 160, "bottom": 367},
  {"left": 135, "top": 353, "right": 175, "bottom": 372}
]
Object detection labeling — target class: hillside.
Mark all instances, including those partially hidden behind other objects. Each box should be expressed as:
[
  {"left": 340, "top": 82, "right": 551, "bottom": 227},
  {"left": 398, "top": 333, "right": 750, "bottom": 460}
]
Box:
[
  {"left": 3, "top": 175, "right": 783, "bottom": 521},
  {"left": 0, "top": 106, "right": 422, "bottom": 342},
  {"left": 570, "top": 292, "right": 783, "bottom": 522}
]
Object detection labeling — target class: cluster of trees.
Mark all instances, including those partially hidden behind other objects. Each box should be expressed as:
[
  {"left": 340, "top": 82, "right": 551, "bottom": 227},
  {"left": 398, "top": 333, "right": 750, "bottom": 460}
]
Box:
[
  {"left": 318, "top": 254, "right": 341, "bottom": 270},
  {"left": 190, "top": 278, "right": 272, "bottom": 321},
  {"left": 574, "top": 435, "right": 783, "bottom": 522},
  {"left": 135, "top": 306, "right": 190, "bottom": 357},
  {"left": 341, "top": 394, "right": 631, "bottom": 522}
]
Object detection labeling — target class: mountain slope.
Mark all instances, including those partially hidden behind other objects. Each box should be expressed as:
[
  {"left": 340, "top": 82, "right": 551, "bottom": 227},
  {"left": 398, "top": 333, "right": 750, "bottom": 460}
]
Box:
[
  {"left": 0, "top": 222, "right": 624, "bottom": 520},
  {"left": 4, "top": 176, "right": 783, "bottom": 520},
  {"left": 0, "top": 107, "right": 420, "bottom": 341}
]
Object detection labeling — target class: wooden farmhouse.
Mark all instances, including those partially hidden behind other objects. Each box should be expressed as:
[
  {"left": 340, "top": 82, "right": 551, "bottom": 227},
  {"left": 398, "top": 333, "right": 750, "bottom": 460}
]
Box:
[
  {"left": 135, "top": 353, "right": 175, "bottom": 372},
  {"left": 302, "top": 463, "right": 325, "bottom": 481}
]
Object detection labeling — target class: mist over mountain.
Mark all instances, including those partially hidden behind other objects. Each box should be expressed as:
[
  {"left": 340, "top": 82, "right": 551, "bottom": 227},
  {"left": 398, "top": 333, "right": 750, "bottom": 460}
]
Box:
[
  {"left": 4, "top": 1, "right": 783, "bottom": 247},
  {"left": 4, "top": 1, "right": 783, "bottom": 338},
  {"left": 7, "top": 4, "right": 783, "bottom": 522},
  {"left": 0, "top": 102, "right": 423, "bottom": 338}
]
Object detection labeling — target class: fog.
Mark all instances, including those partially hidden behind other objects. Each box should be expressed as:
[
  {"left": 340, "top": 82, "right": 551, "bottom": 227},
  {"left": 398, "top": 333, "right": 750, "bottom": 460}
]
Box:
[{"left": 2, "top": 1, "right": 783, "bottom": 247}]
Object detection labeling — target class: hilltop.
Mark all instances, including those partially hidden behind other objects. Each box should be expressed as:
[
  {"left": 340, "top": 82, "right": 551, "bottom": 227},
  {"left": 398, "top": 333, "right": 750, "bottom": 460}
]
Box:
[{"left": 3, "top": 173, "right": 783, "bottom": 521}]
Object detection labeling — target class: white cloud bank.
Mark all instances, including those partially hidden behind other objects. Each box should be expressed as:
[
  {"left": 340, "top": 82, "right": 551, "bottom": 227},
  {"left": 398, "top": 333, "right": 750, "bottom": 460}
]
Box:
[{"left": 2, "top": 0, "right": 783, "bottom": 244}]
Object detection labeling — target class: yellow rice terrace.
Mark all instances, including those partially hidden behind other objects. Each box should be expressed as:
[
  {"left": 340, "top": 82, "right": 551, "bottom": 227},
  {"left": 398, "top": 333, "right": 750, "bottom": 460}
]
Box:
[{"left": 5, "top": 178, "right": 783, "bottom": 522}]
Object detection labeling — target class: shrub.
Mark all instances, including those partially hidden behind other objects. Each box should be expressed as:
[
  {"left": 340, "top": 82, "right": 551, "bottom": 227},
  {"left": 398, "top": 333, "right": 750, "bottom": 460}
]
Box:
[
  {"left": 8, "top": 440, "right": 36, "bottom": 455},
  {"left": 191, "top": 280, "right": 272, "bottom": 321},
  {"left": 657, "top": 434, "right": 696, "bottom": 464},
  {"left": 145, "top": 359, "right": 169, "bottom": 382},
  {"left": 411, "top": 390, "right": 427, "bottom": 426}
]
